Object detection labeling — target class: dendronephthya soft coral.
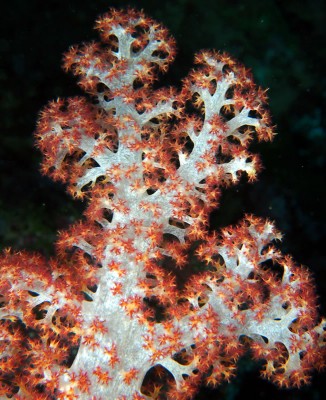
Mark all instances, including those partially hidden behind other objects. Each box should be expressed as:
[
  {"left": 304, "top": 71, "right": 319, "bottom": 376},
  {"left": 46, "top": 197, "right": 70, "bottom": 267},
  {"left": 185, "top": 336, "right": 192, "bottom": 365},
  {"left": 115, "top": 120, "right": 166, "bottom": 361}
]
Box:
[{"left": 0, "top": 8, "right": 324, "bottom": 400}]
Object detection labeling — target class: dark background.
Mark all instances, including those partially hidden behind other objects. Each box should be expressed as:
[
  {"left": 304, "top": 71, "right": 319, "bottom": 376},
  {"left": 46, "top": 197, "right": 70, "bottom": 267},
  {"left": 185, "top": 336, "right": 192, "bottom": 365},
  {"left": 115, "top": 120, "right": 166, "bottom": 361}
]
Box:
[{"left": 0, "top": 0, "right": 325, "bottom": 399}]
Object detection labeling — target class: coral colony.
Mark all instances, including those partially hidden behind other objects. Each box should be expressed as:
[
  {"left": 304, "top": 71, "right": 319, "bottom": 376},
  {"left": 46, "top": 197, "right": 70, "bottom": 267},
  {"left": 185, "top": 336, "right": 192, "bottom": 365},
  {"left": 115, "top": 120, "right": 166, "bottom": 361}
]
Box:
[{"left": 0, "top": 8, "right": 325, "bottom": 400}]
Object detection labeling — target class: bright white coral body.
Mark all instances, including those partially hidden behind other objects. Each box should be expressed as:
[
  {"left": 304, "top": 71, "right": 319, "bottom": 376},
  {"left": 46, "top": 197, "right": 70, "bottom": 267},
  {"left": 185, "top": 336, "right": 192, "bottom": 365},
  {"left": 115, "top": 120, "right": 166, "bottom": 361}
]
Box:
[{"left": 0, "top": 8, "right": 324, "bottom": 400}]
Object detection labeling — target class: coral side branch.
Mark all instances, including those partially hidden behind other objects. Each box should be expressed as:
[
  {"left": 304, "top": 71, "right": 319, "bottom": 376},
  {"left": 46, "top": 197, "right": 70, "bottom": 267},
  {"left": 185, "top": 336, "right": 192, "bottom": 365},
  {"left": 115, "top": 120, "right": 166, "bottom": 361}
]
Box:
[{"left": 0, "top": 7, "right": 324, "bottom": 400}]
